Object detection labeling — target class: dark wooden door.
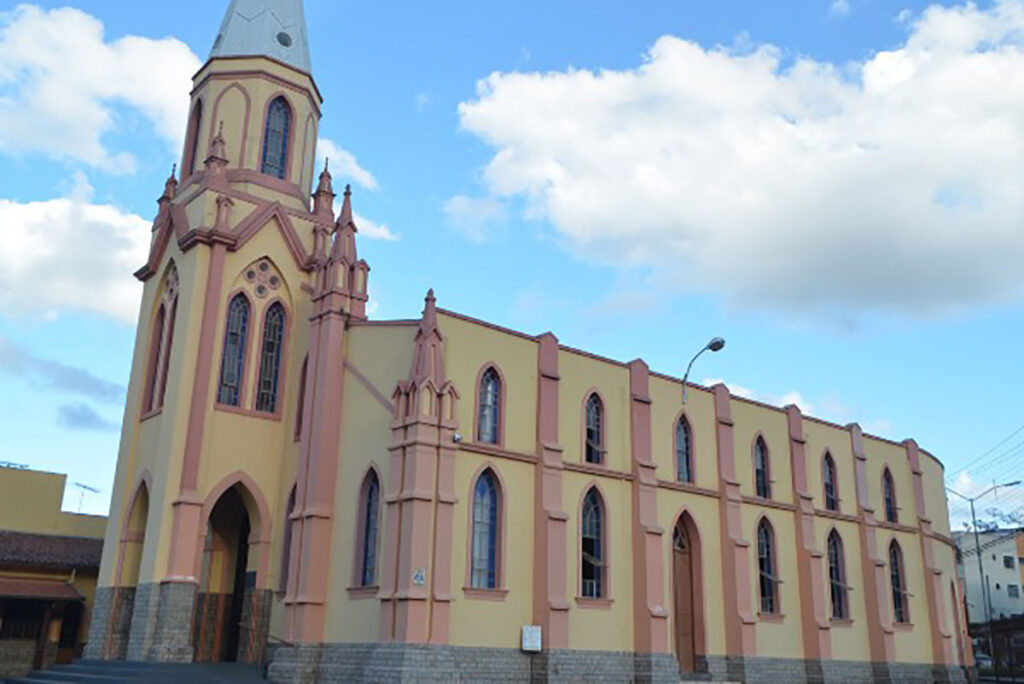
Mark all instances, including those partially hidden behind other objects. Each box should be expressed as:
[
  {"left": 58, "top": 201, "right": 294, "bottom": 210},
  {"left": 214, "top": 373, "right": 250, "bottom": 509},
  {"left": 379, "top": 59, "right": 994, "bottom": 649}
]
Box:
[{"left": 673, "top": 526, "right": 695, "bottom": 672}]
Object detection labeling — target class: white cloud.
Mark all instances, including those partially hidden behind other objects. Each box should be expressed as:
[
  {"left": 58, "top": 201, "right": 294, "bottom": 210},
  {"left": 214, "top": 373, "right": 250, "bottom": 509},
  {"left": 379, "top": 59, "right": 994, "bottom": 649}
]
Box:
[
  {"left": 457, "top": 1, "right": 1024, "bottom": 319},
  {"left": 443, "top": 194, "right": 506, "bottom": 241},
  {"left": 0, "top": 5, "right": 200, "bottom": 172},
  {"left": 415, "top": 93, "right": 431, "bottom": 111},
  {"left": 703, "top": 378, "right": 814, "bottom": 413},
  {"left": 0, "top": 173, "right": 149, "bottom": 323},
  {"left": 354, "top": 212, "right": 399, "bottom": 241},
  {"left": 830, "top": 0, "right": 851, "bottom": 17},
  {"left": 316, "top": 138, "right": 379, "bottom": 191}
]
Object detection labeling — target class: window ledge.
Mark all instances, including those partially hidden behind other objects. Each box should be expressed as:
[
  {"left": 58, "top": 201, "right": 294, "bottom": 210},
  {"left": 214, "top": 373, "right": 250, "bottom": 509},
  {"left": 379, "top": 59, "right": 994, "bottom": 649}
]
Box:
[
  {"left": 757, "top": 612, "right": 785, "bottom": 623},
  {"left": 575, "top": 596, "right": 613, "bottom": 609},
  {"left": 346, "top": 586, "right": 379, "bottom": 599},
  {"left": 830, "top": 618, "right": 854, "bottom": 627},
  {"left": 139, "top": 408, "right": 162, "bottom": 422},
  {"left": 462, "top": 587, "right": 508, "bottom": 602},
  {"left": 214, "top": 402, "right": 282, "bottom": 422},
  {"left": 893, "top": 622, "right": 914, "bottom": 631}
]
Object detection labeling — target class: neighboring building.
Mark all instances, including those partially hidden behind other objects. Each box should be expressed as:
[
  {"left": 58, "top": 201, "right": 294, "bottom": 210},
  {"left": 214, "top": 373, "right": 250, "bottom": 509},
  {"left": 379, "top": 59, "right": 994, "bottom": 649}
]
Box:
[
  {"left": 954, "top": 529, "right": 1024, "bottom": 624},
  {"left": 0, "top": 466, "right": 105, "bottom": 679},
  {"left": 84, "top": 1, "right": 971, "bottom": 682}
]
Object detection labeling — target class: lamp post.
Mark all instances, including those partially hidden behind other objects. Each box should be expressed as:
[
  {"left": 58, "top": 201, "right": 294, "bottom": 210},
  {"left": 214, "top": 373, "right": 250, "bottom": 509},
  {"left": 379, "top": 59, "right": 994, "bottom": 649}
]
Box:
[
  {"left": 681, "top": 337, "right": 725, "bottom": 404},
  {"left": 948, "top": 480, "right": 1022, "bottom": 675}
]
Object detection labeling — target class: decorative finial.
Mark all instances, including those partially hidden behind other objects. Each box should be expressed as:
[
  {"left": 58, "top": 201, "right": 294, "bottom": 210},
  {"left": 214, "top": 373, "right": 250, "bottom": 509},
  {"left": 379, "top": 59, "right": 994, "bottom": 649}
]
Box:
[
  {"left": 344, "top": 183, "right": 352, "bottom": 196},
  {"left": 169, "top": 163, "right": 177, "bottom": 180},
  {"left": 426, "top": 288, "right": 435, "bottom": 301},
  {"left": 218, "top": 120, "right": 224, "bottom": 136},
  {"left": 324, "top": 157, "right": 330, "bottom": 172}
]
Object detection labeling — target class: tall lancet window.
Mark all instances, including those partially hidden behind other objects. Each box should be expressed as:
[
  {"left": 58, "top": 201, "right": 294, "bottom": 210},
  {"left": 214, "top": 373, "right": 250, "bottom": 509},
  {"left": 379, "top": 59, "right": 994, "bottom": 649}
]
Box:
[
  {"left": 883, "top": 468, "right": 899, "bottom": 523},
  {"left": 823, "top": 453, "right": 839, "bottom": 511},
  {"left": 890, "top": 540, "right": 909, "bottom": 624},
  {"left": 477, "top": 367, "right": 501, "bottom": 445},
  {"left": 585, "top": 394, "right": 604, "bottom": 464},
  {"left": 827, "top": 530, "right": 848, "bottom": 620},
  {"left": 754, "top": 436, "right": 771, "bottom": 499},
  {"left": 470, "top": 469, "right": 500, "bottom": 589},
  {"left": 676, "top": 416, "right": 693, "bottom": 483},
  {"left": 757, "top": 518, "right": 779, "bottom": 614},
  {"left": 217, "top": 294, "right": 250, "bottom": 406},
  {"left": 184, "top": 100, "right": 202, "bottom": 176},
  {"left": 255, "top": 302, "right": 286, "bottom": 413},
  {"left": 359, "top": 471, "right": 380, "bottom": 587},
  {"left": 581, "top": 488, "right": 605, "bottom": 598},
  {"left": 261, "top": 96, "right": 291, "bottom": 179}
]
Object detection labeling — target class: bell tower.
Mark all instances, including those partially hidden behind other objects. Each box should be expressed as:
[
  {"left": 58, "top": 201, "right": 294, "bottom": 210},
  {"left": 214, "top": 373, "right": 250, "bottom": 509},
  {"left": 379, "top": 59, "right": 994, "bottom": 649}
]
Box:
[{"left": 89, "top": 0, "right": 371, "bottom": 664}]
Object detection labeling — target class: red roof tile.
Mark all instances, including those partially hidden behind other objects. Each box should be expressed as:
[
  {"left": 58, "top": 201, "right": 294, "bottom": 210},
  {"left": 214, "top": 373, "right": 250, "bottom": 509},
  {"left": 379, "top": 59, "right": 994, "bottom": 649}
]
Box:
[
  {"left": 0, "top": 577, "right": 84, "bottom": 601},
  {"left": 0, "top": 530, "right": 102, "bottom": 569}
]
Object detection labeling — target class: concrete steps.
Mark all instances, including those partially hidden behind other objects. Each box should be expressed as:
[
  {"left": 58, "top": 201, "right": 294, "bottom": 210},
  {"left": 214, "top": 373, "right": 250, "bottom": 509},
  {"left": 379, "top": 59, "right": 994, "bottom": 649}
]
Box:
[{"left": 3, "top": 660, "right": 265, "bottom": 684}]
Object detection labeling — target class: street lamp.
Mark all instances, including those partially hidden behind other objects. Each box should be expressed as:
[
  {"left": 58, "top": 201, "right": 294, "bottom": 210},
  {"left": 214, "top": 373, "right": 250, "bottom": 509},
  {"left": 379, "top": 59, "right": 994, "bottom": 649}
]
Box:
[
  {"left": 947, "top": 480, "right": 1022, "bottom": 671},
  {"left": 681, "top": 337, "right": 726, "bottom": 404}
]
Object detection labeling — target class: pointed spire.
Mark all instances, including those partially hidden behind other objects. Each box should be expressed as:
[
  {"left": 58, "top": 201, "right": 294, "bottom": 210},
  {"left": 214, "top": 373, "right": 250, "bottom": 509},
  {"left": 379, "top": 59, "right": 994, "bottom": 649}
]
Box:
[
  {"left": 210, "top": 0, "right": 312, "bottom": 74},
  {"left": 338, "top": 184, "right": 353, "bottom": 227},
  {"left": 160, "top": 165, "right": 178, "bottom": 202},
  {"left": 313, "top": 157, "right": 335, "bottom": 218},
  {"left": 410, "top": 288, "right": 443, "bottom": 385}
]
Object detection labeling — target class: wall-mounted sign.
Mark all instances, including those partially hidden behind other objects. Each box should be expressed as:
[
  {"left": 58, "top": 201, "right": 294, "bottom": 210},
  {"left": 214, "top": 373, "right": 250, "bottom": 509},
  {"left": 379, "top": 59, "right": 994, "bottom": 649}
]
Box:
[
  {"left": 521, "top": 625, "right": 542, "bottom": 652},
  {"left": 412, "top": 567, "right": 427, "bottom": 586}
]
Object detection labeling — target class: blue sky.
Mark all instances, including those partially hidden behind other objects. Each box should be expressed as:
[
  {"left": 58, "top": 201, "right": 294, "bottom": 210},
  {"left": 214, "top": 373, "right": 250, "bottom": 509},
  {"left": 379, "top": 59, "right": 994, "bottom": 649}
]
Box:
[{"left": 0, "top": 0, "right": 1022, "bottom": 524}]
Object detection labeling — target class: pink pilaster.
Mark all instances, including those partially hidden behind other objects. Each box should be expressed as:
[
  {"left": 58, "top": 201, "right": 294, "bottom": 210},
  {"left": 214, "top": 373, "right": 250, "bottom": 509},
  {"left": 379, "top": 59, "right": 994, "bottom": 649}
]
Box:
[
  {"left": 380, "top": 291, "right": 457, "bottom": 645},
  {"left": 848, "top": 423, "right": 896, "bottom": 663},
  {"left": 905, "top": 439, "right": 954, "bottom": 665},
  {"left": 712, "top": 384, "right": 756, "bottom": 657},
  {"left": 785, "top": 406, "right": 831, "bottom": 661},
  {"left": 532, "top": 332, "right": 570, "bottom": 649},
  {"left": 629, "top": 360, "right": 669, "bottom": 654},
  {"left": 166, "top": 241, "right": 227, "bottom": 582}
]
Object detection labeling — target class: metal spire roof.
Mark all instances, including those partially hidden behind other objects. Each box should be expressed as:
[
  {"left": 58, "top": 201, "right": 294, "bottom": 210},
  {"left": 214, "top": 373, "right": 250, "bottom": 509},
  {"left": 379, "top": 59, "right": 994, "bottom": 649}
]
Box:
[{"left": 209, "top": 0, "right": 312, "bottom": 75}]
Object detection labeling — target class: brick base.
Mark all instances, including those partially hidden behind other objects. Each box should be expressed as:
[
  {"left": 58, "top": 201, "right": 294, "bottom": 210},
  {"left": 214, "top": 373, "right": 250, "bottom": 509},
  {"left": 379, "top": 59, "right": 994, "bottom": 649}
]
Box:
[
  {"left": 83, "top": 586, "right": 136, "bottom": 660},
  {"left": 126, "top": 581, "right": 197, "bottom": 663},
  {"left": 268, "top": 645, "right": 970, "bottom": 683}
]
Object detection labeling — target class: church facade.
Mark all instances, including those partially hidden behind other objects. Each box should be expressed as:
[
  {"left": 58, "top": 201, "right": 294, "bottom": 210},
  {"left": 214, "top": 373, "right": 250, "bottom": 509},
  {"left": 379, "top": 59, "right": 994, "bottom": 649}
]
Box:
[{"left": 85, "top": 1, "right": 972, "bottom": 682}]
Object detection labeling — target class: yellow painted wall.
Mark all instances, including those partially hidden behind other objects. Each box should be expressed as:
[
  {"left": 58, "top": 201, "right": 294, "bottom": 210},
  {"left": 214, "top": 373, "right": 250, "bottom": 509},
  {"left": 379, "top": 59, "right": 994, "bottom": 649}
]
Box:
[
  {"left": 439, "top": 314, "right": 538, "bottom": 456},
  {"left": 732, "top": 399, "right": 792, "bottom": 503},
  {"left": 742, "top": 506, "right": 804, "bottom": 659},
  {"left": 563, "top": 471, "right": 634, "bottom": 651},
  {"left": 656, "top": 491, "right": 725, "bottom": 656},
  {"left": 558, "top": 350, "right": 631, "bottom": 473},
  {"left": 323, "top": 323, "right": 416, "bottom": 643},
  {"left": 804, "top": 419, "right": 857, "bottom": 516},
  {"left": 0, "top": 468, "right": 105, "bottom": 538},
  {"left": 447, "top": 454, "right": 535, "bottom": 649},
  {"left": 649, "top": 376, "right": 718, "bottom": 491},
  {"left": 864, "top": 439, "right": 916, "bottom": 528},
  {"left": 815, "top": 518, "right": 870, "bottom": 661},
  {"left": 880, "top": 530, "right": 933, "bottom": 663}
]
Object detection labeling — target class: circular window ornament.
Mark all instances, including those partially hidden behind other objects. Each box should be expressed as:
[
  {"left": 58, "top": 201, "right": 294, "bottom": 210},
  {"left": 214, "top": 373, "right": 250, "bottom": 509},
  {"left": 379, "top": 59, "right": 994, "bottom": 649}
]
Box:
[{"left": 276, "top": 31, "right": 293, "bottom": 48}]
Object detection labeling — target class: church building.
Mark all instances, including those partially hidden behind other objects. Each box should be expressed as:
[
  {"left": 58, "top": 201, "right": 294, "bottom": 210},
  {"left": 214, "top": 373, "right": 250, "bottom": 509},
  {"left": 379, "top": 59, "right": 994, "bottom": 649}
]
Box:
[{"left": 86, "top": 1, "right": 972, "bottom": 681}]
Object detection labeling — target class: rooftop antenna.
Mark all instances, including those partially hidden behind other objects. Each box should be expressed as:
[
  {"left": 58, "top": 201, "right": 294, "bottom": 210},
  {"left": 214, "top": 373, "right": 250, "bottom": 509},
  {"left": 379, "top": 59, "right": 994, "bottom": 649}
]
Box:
[
  {"left": 73, "top": 482, "right": 101, "bottom": 513},
  {"left": 0, "top": 461, "right": 29, "bottom": 470}
]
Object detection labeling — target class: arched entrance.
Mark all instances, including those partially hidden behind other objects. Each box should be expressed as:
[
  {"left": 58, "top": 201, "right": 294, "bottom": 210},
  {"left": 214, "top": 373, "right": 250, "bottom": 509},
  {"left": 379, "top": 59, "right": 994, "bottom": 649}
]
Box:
[
  {"left": 193, "top": 482, "right": 268, "bottom": 663},
  {"left": 672, "top": 513, "right": 704, "bottom": 673},
  {"left": 105, "top": 480, "right": 149, "bottom": 659}
]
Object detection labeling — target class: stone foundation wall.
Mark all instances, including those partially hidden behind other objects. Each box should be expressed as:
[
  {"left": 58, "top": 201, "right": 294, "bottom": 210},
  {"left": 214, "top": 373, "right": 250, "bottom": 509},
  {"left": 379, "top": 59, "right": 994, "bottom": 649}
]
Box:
[
  {"left": 126, "top": 581, "right": 197, "bottom": 663},
  {"left": 267, "top": 644, "right": 971, "bottom": 684},
  {"left": 191, "top": 592, "right": 230, "bottom": 662},
  {"left": 0, "top": 639, "right": 36, "bottom": 679},
  {"left": 83, "top": 585, "right": 135, "bottom": 660},
  {"left": 238, "top": 587, "right": 272, "bottom": 664}
]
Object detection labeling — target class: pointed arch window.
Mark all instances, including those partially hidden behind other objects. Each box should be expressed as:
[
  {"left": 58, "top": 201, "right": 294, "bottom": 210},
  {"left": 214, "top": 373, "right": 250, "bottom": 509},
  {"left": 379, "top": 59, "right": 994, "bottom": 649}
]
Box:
[
  {"left": 827, "top": 530, "right": 848, "bottom": 620},
  {"left": 470, "top": 469, "right": 500, "bottom": 589},
  {"left": 359, "top": 471, "right": 380, "bottom": 587},
  {"left": 143, "top": 265, "right": 178, "bottom": 415},
  {"left": 754, "top": 436, "right": 771, "bottom": 499},
  {"left": 217, "top": 294, "right": 250, "bottom": 406},
  {"left": 184, "top": 100, "right": 202, "bottom": 176},
  {"left": 757, "top": 518, "right": 779, "bottom": 614},
  {"left": 585, "top": 394, "right": 604, "bottom": 464},
  {"left": 261, "top": 96, "right": 291, "bottom": 179},
  {"left": 883, "top": 469, "right": 899, "bottom": 523},
  {"left": 890, "top": 540, "right": 909, "bottom": 623},
  {"left": 823, "top": 452, "right": 838, "bottom": 511},
  {"left": 477, "top": 367, "right": 501, "bottom": 445},
  {"left": 582, "top": 488, "right": 605, "bottom": 598},
  {"left": 255, "top": 302, "right": 286, "bottom": 413},
  {"left": 676, "top": 416, "right": 693, "bottom": 483}
]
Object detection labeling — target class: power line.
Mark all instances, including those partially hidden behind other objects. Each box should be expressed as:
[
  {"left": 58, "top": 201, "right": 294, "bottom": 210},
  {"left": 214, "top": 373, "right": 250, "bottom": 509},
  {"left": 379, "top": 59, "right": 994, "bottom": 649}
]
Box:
[{"left": 947, "top": 419, "right": 1024, "bottom": 482}]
